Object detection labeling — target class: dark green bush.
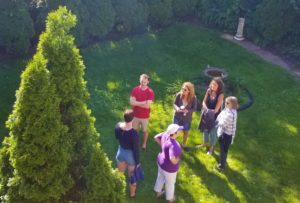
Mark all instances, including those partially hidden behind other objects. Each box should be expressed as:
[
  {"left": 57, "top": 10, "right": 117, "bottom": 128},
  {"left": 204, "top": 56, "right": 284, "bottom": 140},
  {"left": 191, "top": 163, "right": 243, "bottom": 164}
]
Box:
[
  {"left": 0, "top": 0, "right": 34, "bottom": 55},
  {"left": 252, "top": 0, "right": 300, "bottom": 45},
  {"left": 146, "top": 0, "right": 173, "bottom": 26},
  {"left": 36, "top": 0, "right": 115, "bottom": 46},
  {"left": 112, "top": 0, "right": 148, "bottom": 33},
  {"left": 196, "top": 0, "right": 240, "bottom": 31},
  {"left": 172, "top": 0, "right": 198, "bottom": 18}
]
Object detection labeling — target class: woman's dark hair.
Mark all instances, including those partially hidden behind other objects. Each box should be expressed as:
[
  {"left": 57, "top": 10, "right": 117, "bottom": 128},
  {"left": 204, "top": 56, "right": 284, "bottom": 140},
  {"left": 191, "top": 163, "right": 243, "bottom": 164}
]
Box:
[
  {"left": 211, "top": 77, "right": 224, "bottom": 95},
  {"left": 124, "top": 109, "right": 134, "bottom": 123}
]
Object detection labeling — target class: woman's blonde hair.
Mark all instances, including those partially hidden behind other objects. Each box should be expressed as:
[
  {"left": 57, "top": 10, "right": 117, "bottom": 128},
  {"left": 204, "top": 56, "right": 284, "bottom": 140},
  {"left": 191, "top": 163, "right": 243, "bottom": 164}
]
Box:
[
  {"left": 226, "top": 96, "right": 239, "bottom": 110},
  {"left": 180, "top": 82, "right": 195, "bottom": 103}
]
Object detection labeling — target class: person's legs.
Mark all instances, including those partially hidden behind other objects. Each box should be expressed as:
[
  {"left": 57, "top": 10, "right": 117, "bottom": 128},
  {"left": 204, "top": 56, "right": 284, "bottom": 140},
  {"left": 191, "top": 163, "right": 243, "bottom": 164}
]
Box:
[
  {"left": 154, "top": 165, "right": 165, "bottom": 195},
  {"left": 218, "top": 135, "right": 226, "bottom": 169},
  {"left": 140, "top": 119, "right": 149, "bottom": 150},
  {"left": 182, "top": 131, "right": 189, "bottom": 147},
  {"left": 128, "top": 165, "right": 137, "bottom": 197},
  {"left": 203, "top": 129, "right": 210, "bottom": 145},
  {"left": 132, "top": 117, "right": 140, "bottom": 131},
  {"left": 181, "top": 122, "right": 191, "bottom": 148},
  {"left": 164, "top": 170, "right": 177, "bottom": 202},
  {"left": 196, "top": 129, "right": 209, "bottom": 148},
  {"left": 219, "top": 134, "right": 232, "bottom": 169},
  {"left": 117, "top": 162, "right": 127, "bottom": 172},
  {"left": 208, "top": 127, "right": 217, "bottom": 154},
  {"left": 116, "top": 146, "right": 127, "bottom": 172}
]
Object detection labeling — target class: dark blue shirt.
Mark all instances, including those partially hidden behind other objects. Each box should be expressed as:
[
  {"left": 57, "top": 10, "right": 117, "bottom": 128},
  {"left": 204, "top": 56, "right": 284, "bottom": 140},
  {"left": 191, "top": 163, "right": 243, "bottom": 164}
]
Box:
[{"left": 115, "top": 123, "right": 140, "bottom": 165}]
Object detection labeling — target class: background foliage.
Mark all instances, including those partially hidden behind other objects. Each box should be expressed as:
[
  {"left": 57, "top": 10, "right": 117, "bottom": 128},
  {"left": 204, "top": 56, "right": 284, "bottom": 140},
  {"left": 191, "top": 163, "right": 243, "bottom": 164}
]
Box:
[{"left": 1, "top": 0, "right": 300, "bottom": 60}]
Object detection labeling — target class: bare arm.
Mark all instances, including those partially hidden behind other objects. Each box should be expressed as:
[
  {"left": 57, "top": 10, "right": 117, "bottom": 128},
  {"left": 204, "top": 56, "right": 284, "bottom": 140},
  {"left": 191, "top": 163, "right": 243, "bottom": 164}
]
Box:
[
  {"left": 202, "top": 91, "right": 209, "bottom": 109},
  {"left": 154, "top": 136, "right": 161, "bottom": 146},
  {"left": 130, "top": 96, "right": 147, "bottom": 107},
  {"left": 143, "top": 100, "right": 152, "bottom": 108},
  {"left": 214, "top": 93, "right": 224, "bottom": 114}
]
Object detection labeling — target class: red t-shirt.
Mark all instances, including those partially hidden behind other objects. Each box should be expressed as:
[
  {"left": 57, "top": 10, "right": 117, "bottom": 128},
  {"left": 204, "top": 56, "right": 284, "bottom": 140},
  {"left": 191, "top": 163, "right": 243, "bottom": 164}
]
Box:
[{"left": 131, "top": 86, "right": 154, "bottom": 119}]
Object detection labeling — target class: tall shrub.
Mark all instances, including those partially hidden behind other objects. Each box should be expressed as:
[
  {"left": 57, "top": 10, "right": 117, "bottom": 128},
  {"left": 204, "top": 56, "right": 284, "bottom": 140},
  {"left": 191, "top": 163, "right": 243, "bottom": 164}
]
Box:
[
  {"left": 0, "top": 0, "right": 34, "bottom": 55},
  {"left": 38, "top": 7, "right": 125, "bottom": 202},
  {"left": 0, "top": 6, "right": 125, "bottom": 203},
  {"left": 0, "top": 53, "right": 72, "bottom": 202}
]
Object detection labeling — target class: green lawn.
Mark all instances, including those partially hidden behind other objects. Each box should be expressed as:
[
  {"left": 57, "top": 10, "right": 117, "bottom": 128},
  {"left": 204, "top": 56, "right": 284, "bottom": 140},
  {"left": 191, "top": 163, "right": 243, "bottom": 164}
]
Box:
[{"left": 1, "top": 23, "right": 300, "bottom": 202}]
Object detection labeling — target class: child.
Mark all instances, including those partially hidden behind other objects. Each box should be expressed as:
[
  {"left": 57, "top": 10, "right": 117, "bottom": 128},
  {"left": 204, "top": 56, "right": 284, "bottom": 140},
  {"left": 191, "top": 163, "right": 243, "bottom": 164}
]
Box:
[{"left": 215, "top": 96, "right": 238, "bottom": 171}]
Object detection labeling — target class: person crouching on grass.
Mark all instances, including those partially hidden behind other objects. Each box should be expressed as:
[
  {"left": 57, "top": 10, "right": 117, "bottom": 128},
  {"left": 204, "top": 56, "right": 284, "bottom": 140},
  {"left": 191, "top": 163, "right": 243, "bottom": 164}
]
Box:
[
  {"left": 215, "top": 96, "right": 238, "bottom": 172},
  {"left": 153, "top": 124, "right": 184, "bottom": 203}
]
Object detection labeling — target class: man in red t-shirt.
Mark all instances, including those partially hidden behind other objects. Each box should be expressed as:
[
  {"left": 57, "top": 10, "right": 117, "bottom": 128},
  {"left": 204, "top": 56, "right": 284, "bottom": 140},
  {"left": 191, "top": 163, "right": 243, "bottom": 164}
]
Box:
[{"left": 130, "top": 74, "right": 155, "bottom": 150}]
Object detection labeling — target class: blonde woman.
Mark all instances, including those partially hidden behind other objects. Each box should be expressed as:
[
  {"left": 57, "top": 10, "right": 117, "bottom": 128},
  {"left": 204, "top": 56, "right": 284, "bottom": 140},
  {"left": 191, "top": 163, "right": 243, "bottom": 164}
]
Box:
[
  {"left": 173, "top": 82, "right": 197, "bottom": 151},
  {"left": 215, "top": 96, "right": 238, "bottom": 172}
]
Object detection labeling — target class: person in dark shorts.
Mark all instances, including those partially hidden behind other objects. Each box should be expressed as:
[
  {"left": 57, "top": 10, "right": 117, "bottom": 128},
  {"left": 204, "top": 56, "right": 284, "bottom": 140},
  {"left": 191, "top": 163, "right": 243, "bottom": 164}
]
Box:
[{"left": 115, "top": 109, "right": 140, "bottom": 198}]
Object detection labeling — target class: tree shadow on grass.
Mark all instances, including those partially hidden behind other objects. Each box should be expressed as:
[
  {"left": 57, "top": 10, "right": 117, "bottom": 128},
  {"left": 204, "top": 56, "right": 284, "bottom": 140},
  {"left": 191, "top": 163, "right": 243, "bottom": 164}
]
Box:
[
  {"left": 177, "top": 151, "right": 240, "bottom": 202},
  {"left": 204, "top": 146, "right": 276, "bottom": 202}
]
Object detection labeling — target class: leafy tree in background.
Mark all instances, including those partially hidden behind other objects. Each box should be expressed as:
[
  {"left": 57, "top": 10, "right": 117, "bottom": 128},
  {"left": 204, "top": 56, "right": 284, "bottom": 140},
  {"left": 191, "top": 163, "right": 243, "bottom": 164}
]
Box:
[
  {"left": 112, "top": 0, "right": 148, "bottom": 33},
  {"left": 196, "top": 0, "right": 240, "bottom": 31},
  {"left": 172, "top": 0, "right": 198, "bottom": 18},
  {"left": 146, "top": 0, "right": 173, "bottom": 26},
  {"left": 252, "top": 0, "right": 300, "bottom": 45},
  {"left": 0, "top": 6, "right": 125, "bottom": 202},
  {"left": 0, "top": 0, "right": 34, "bottom": 55},
  {"left": 83, "top": 0, "right": 115, "bottom": 40},
  {"left": 35, "top": 0, "right": 115, "bottom": 46}
]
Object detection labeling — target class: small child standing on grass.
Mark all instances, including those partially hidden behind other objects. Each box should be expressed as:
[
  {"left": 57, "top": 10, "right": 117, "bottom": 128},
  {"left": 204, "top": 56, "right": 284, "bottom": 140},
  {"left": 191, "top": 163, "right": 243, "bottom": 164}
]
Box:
[{"left": 215, "top": 96, "right": 238, "bottom": 171}]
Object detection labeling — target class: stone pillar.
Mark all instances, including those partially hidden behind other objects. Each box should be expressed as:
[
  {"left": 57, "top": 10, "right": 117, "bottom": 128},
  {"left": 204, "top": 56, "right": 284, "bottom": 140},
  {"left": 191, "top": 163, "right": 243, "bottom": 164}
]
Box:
[{"left": 234, "top": 17, "right": 245, "bottom": 41}]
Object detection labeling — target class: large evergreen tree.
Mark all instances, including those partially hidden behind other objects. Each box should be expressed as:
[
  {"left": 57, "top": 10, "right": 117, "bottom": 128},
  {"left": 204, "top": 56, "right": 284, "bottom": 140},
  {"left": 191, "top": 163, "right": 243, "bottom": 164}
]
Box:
[
  {"left": 0, "top": 0, "right": 34, "bottom": 55},
  {"left": 0, "top": 53, "right": 72, "bottom": 202},
  {"left": 0, "top": 6, "right": 124, "bottom": 203}
]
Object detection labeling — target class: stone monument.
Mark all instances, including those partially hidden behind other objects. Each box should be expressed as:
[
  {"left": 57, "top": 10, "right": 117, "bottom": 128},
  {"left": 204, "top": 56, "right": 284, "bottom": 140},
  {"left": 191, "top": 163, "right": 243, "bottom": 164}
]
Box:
[{"left": 234, "top": 18, "right": 245, "bottom": 41}]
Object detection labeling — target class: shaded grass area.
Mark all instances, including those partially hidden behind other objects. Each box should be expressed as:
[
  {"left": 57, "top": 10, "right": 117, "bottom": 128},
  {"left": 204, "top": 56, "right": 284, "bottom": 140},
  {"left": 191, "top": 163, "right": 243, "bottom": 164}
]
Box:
[{"left": 1, "top": 23, "right": 300, "bottom": 202}]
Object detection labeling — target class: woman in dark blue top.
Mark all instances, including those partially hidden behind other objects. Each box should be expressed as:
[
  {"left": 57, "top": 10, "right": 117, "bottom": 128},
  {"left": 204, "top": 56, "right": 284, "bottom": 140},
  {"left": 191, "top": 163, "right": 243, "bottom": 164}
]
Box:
[
  {"left": 199, "top": 77, "right": 224, "bottom": 155},
  {"left": 115, "top": 109, "right": 140, "bottom": 198}
]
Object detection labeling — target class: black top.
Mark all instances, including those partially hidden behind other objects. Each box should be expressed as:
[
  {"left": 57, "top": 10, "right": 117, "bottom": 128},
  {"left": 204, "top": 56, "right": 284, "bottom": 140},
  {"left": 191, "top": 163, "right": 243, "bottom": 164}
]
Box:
[
  {"left": 206, "top": 92, "right": 221, "bottom": 118},
  {"left": 115, "top": 123, "right": 140, "bottom": 165}
]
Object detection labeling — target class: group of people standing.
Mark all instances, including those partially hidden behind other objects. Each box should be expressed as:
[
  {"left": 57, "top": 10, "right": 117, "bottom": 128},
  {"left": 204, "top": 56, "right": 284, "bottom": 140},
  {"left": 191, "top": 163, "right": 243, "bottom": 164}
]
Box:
[{"left": 114, "top": 73, "right": 238, "bottom": 202}]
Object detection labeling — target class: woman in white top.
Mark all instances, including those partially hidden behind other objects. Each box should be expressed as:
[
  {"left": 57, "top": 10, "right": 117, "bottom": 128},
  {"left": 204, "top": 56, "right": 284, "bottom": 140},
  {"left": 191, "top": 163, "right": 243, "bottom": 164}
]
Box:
[{"left": 215, "top": 96, "right": 238, "bottom": 171}]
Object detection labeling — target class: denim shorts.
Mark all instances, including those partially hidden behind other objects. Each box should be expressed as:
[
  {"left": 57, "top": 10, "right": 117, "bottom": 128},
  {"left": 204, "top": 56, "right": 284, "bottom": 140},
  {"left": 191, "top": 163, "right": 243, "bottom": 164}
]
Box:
[
  {"left": 173, "top": 117, "right": 191, "bottom": 131},
  {"left": 116, "top": 146, "right": 135, "bottom": 166}
]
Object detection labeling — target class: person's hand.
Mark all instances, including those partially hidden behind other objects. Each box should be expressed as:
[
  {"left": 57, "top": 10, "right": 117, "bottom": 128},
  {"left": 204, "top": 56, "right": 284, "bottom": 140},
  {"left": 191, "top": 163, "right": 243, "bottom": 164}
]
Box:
[{"left": 231, "top": 136, "right": 235, "bottom": 144}]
